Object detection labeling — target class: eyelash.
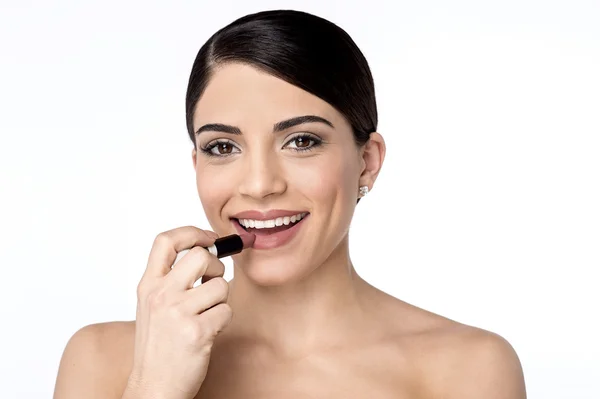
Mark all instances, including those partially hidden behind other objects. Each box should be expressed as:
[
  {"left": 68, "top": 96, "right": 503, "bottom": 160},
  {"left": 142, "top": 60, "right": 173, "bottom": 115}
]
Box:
[
  {"left": 200, "top": 139, "right": 239, "bottom": 157},
  {"left": 200, "top": 133, "right": 323, "bottom": 158}
]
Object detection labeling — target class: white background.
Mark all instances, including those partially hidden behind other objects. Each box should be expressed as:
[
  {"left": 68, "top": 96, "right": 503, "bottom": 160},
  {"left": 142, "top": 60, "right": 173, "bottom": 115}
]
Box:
[{"left": 1, "top": 0, "right": 598, "bottom": 397}]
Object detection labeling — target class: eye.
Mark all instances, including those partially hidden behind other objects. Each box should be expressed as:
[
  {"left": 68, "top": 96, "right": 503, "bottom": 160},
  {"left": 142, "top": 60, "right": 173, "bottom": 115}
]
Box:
[
  {"left": 201, "top": 140, "right": 241, "bottom": 157},
  {"left": 284, "top": 134, "right": 322, "bottom": 152}
]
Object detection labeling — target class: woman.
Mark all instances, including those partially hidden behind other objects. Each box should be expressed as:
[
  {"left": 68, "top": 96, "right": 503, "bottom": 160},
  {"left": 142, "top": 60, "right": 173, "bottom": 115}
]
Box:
[{"left": 54, "top": 10, "right": 526, "bottom": 399}]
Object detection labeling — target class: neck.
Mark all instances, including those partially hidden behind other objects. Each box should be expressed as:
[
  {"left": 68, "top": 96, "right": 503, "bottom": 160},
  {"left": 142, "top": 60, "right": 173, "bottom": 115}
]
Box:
[{"left": 226, "top": 234, "right": 369, "bottom": 357}]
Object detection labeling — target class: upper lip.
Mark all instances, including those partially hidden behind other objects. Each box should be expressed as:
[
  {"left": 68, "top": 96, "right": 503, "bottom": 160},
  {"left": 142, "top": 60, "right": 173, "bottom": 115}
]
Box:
[{"left": 231, "top": 209, "right": 309, "bottom": 220}]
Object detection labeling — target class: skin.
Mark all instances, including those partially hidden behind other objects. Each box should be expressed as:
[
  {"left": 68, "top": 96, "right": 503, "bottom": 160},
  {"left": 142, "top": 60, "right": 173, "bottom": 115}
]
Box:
[{"left": 53, "top": 63, "right": 526, "bottom": 398}]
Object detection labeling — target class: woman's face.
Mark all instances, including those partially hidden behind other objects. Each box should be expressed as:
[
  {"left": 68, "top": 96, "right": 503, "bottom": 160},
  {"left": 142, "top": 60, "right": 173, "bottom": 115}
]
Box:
[{"left": 192, "top": 63, "right": 367, "bottom": 286}]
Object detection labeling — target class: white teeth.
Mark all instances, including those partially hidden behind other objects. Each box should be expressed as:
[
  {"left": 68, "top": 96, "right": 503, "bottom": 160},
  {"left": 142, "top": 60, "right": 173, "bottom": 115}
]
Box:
[{"left": 237, "top": 212, "right": 308, "bottom": 230}]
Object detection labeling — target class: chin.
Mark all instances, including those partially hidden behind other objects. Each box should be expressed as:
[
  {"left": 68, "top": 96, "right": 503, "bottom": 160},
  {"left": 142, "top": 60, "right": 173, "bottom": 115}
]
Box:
[{"left": 232, "top": 254, "right": 316, "bottom": 287}]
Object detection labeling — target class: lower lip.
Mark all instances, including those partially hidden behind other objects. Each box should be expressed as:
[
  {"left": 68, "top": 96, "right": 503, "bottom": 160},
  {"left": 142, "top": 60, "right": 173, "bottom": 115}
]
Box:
[{"left": 232, "top": 215, "right": 309, "bottom": 250}]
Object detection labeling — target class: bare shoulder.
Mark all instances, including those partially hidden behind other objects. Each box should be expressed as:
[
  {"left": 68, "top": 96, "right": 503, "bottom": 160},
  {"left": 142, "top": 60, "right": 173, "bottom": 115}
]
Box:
[
  {"left": 389, "top": 300, "right": 526, "bottom": 398},
  {"left": 53, "top": 321, "right": 135, "bottom": 399},
  {"left": 422, "top": 323, "right": 527, "bottom": 398},
  {"left": 367, "top": 289, "right": 526, "bottom": 398}
]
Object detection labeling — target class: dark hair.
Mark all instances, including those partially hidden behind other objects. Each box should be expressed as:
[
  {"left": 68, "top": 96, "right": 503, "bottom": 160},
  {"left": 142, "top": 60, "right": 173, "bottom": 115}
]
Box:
[{"left": 185, "top": 9, "right": 378, "bottom": 148}]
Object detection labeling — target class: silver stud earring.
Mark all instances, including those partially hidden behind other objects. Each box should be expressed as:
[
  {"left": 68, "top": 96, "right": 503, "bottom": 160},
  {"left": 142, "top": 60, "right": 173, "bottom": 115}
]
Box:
[{"left": 359, "top": 185, "right": 369, "bottom": 197}]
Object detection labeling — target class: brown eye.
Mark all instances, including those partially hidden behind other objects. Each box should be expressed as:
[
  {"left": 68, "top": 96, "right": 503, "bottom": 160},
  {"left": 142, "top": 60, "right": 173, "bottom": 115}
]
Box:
[
  {"left": 217, "top": 142, "right": 233, "bottom": 154},
  {"left": 283, "top": 134, "right": 322, "bottom": 152},
  {"left": 203, "top": 140, "right": 240, "bottom": 156},
  {"left": 294, "top": 136, "right": 310, "bottom": 148}
]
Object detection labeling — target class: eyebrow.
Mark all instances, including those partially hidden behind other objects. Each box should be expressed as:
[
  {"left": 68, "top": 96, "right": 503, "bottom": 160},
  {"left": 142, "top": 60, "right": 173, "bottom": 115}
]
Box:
[{"left": 195, "top": 115, "right": 334, "bottom": 136}]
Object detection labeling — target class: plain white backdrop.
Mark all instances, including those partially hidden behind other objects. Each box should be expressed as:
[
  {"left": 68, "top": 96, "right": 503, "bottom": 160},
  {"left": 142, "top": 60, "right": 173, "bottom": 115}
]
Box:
[{"left": 1, "top": 0, "right": 598, "bottom": 397}]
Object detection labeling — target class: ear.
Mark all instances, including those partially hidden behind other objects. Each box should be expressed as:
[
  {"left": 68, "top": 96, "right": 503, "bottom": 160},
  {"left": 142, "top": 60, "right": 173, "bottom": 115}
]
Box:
[
  {"left": 192, "top": 147, "right": 197, "bottom": 170},
  {"left": 359, "top": 132, "right": 386, "bottom": 192}
]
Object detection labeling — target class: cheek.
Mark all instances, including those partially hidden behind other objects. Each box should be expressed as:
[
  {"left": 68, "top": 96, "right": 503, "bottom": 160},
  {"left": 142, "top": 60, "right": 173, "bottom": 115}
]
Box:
[
  {"left": 196, "top": 159, "right": 244, "bottom": 196},
  {"left": 288, "top": 151, "right": 358, "bottom": 204},
  {"left": 195, "top": 166, "right": 236, "bottom": 221}
]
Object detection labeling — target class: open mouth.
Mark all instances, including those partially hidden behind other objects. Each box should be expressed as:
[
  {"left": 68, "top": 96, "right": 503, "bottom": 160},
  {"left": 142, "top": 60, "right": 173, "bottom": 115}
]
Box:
[{"left": 234, "top": 212, "right": 309, "bottom": 236}]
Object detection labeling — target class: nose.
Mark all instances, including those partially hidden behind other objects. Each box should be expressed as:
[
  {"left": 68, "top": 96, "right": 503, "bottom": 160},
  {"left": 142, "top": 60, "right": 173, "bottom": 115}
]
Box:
[{"left": 237, "top": 148, "right": 287, "bottom": 199}]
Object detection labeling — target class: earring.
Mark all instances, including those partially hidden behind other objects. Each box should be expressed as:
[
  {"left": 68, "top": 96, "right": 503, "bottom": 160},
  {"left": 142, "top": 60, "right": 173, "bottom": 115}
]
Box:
[{"left": 359, "top": 185, "right": 369, "bottom": 197}]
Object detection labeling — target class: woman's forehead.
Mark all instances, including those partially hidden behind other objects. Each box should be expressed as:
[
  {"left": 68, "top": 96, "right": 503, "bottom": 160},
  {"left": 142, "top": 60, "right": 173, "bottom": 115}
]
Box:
[{"left": 193, "top": 63, "right": 344, "bottom": 130}]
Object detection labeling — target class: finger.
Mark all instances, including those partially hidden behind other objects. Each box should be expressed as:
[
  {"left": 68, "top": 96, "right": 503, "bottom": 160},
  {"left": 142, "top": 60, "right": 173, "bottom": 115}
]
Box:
[
  {"left": 200, "top": 273, "right": 220, "bottom": 285},
  {"left": 166, "top": 246, "right": 225, "bottom": 290},
  {"left": 180, "top": 277, "right": 229, "bottom": 314},
  {"left": 199, "top": 249, "right": 227, "bottom": 284},
  {"left": 195, "top": 303, "right": 233, "bottom": 338},
  {"left": 145, "top": 226, "right": 218, "bottom": 278}
]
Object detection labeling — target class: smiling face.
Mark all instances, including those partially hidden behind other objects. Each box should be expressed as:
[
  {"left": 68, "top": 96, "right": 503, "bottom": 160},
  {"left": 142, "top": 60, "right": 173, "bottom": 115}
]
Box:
[{"left": 191, "top": 63, "right": 371, "bottom": 285}]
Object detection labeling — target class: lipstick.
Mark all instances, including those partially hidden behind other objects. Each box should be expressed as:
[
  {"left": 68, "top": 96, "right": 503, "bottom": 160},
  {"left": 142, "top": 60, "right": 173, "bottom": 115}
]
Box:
[{"left": 204, "top": 233, "right": 255, "bottom": 258}]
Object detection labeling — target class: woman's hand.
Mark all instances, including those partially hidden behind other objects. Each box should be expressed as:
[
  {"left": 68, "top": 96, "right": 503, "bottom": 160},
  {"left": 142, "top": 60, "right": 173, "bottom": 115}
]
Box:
[{"left": 123, "top": 226, "right": 232, "bottom": 399}]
